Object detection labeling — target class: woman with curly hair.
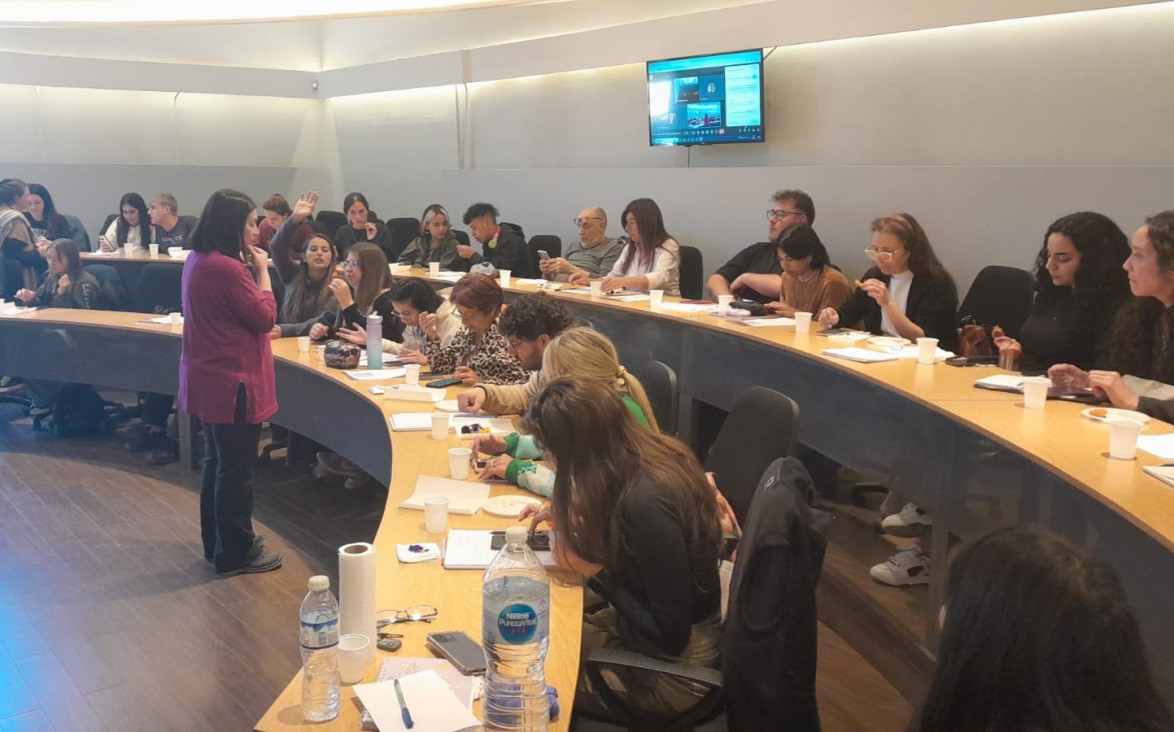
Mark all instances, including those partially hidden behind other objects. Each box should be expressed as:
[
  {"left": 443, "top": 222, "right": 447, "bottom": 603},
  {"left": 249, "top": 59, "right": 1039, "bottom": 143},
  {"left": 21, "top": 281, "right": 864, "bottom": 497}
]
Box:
[
  {"left": 996, "top": 212, "right": 1131, "bottom": 374},
  {"left": 1049, "top": 210, "right": 1174, "bottom": 420}
]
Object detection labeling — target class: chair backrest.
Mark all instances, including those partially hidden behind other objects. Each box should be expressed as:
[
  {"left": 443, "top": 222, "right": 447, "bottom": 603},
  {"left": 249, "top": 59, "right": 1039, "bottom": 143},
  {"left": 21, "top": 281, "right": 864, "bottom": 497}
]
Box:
[
  {"left": 704, "top": 386, "right": 799, "bottom": 526},
  {"left": 722, "top": 456, "right": 829, "bottom": 732},
  {"left": 678, "top": 245, "right": 704, "bottom": 299},
  {"left": 528, "top": 234, "right": 562, "bottom": 260},
  {"left": 637, "top": 360, "right": 678, "bottom": 436},
  {"left": 315, "top": 210, "right": 347, "bottom": 237},
  {"left": 367, "top": 210, "right": 381, "bottom": 225},
  {"left": 84, "top": 264, "right": 129, "bottom": 311},
  {"left": 451, "top": 229, "right": 470, "bottom": 246},
  {"left": 130, "top": 263, "right": 183, "bottom": 314},
  {"left": 386, "top": 217, "right": 420, "bottom": 261},
  {"left": 958, "top": 265, "right": 1034, "bottom": 339},
  {"left": 98, "top": 213, "right": 119, "bottom": 245}
]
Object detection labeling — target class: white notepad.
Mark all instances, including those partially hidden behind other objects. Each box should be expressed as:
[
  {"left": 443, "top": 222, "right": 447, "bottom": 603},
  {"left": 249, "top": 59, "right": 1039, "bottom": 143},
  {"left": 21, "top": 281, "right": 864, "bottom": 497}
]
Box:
[
  {"left": 354, "top": 670, "right": 479, "bottom": 732},
  {"left": 973, "top": 374, "right": 1025, "bottom": 392},
  {"left": 443, "top": 529, "right": 557, "bottom": 569},
  {"left": 1142, "top": 465, "right": 1174, "bottom": 489},
  {"left": 821, "top": 347, "right": 899, "bottom": 363},
  {"left": 385, "top": 385, "right": 445, "bottom": 403},
  {"left": 400, "top": 475, "right": 490, "bottom": 515},
  {"left": 345, "top": 368, "right": 407, "bottom": 381},
  {"left": 390, "top": 412, "right": 440, "bottom": 431}
]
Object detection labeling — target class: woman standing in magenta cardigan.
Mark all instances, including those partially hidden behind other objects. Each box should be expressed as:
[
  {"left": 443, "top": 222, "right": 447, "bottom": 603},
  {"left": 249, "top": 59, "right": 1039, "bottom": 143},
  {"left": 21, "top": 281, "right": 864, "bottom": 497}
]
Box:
[{"left": 179, "top": 189, "right": 282, "bottom": 576}]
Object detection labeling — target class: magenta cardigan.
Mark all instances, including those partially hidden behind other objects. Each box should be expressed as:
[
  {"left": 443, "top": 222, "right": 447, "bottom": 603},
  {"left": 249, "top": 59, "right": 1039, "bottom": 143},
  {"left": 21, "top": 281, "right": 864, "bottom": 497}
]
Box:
[{"left": 178, "top": 250, "right": 278, "bottom": 425}]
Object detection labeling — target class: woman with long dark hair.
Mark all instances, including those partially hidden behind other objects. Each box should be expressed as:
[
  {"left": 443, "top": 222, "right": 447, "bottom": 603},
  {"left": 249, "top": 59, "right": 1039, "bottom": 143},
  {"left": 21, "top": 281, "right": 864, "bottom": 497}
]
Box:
[
  {"left": 179, "top": 189, "right": 282, "bottom": 576},
  {"left": 996, "top": 212, "right": 1130, "bottom": 374},
  {"left": 520, "top": 376, "right": 722, "bottom": 719},
  {"left": 99, "top": 192, "right": 154, "bottom": 254},
  {"left": 396, "top": 203, "right": 467, "bottom": 271},
  {"left": 23, "top": 184, "right": 72, "bottom": 243},
  {"left": 332, "top": 191, "right": 393, "bottom": 260},
  {"left": 322, "top": 242, "right": 403, "bottom": 343},
  {"left": 267, "top": 191, "right": 338, "bottom": 339},
  {"left": 916, "top": 528, "right": 1172, "bottom": 731},
  {"left": 571, "top": 197, "right": 680, "bottom": 296}
]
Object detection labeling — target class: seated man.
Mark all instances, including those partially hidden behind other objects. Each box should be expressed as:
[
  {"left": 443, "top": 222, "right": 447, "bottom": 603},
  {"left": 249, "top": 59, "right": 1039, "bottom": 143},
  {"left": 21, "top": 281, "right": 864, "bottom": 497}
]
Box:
[
  {"left": 539, "top": 206, "right": 623, "bottom": 282},
  {"left": 707, "top": 189, "right": 815, "bottom": 303},
  {"left": 258, "top": 193, "right": 314, "bottom": 258},
  {"left": 460, "top": 202, "right": 537, "bottom": 278},
  {"left": 456, "top": 292, "right": 576, "bottom": 415},
  {"left": 149, "top": 193, "right": 199, "bottom": 250}
]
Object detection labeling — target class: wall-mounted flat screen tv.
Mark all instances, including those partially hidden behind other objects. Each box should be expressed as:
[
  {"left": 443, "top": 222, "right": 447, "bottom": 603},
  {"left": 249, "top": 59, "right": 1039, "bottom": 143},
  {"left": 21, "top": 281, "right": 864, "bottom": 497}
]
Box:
[{"left": 647, "top": 49, "right": 764, "bottom": 147}]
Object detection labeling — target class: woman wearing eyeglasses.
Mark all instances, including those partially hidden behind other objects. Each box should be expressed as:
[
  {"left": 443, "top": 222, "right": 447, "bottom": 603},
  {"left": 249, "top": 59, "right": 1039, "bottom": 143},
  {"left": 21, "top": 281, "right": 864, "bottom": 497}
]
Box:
[
  {"left": 569, "top": 198, "right": 680, "bottom": 296},
  {"left": 818, "top": 213, "right": 959, "bottom": 349},
  {"left": 319, "top": 242, "right": 403, "bottom": 342},
  {"left": 764, "top": 223, "right": 852, "bottom": 317},
  {"left": 425, "top": 273, "right": 529, "bottom": 386}
]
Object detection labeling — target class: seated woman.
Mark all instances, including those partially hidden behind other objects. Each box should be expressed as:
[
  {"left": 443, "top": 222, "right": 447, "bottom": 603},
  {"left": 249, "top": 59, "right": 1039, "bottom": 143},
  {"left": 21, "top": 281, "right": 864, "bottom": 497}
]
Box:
[
  {"left": 570, "top": 198, "right": 680, "bottom": 297},
  {"left": 914, "top": 528, "right": 1172, "bottom": 731},
  {"left": 1, "top": 178, "right": 45, "bottom": 300},
  {"left": 473, "top": 326, "right": 657, "bottom": 497},
  {"left": 764, "top": 223, "right": 852, "bottom": 317},
  {"left": 24, "top": 184, "right": 73, "bottom": 245},
  {"left": 995, "top": 212, "right": 1130, "bottom": 375},
  {"left": 520, "top": 376, "right": 722, "bottom": 719},
  {"left": 425, "top": 274, "right": 528, "bottom": 386},
  {"left": 319, "top": 242, "right": 403, "bottom": 343},
  {"left": 818, "top": 213, "right": 958, "bottom": 349},
  {"left": 396, "top": 204, "right": 467, "bottom": 271},
  {"left": 13, "top": 239, "right": 101, "bottom": 416},
  {"left": 99, "top": 193, "right": 154, "bottom": 254},
  {"left": 332, "top": 192, "right": 393, "bottom": 261},
  {"left": 338, "top": 277, "right": 461, "bottom": 365},
  {"left": 267, "top": 192, "right": 338, "bottom": 339},
  {"left": 1049, "top": 210, "right": 1174, "bottom": 421}
]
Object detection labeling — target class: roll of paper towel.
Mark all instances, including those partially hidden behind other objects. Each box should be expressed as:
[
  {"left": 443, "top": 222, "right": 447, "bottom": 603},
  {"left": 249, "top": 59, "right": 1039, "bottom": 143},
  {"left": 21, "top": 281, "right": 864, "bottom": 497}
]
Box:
[{"left": 338, "top": 542, "right": 377, "bottom": 664}]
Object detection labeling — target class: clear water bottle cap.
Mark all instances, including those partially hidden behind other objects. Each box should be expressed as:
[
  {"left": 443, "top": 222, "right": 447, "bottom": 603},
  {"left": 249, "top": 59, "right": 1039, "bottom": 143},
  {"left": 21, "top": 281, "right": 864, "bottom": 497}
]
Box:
[
  {"left": 368, "top": 313, "right": 382, "bottom": 323},
  {"left": 308, "top": 575, "right": 330, "bottom": 592},
  {"left": 505, "top": 526, "right": 528, "bottom": 544}
]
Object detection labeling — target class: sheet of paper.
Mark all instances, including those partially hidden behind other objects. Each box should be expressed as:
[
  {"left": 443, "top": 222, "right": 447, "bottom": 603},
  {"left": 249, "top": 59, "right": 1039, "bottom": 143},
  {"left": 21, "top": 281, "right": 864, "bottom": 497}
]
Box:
[
  {"left": 344, "top": 368, "right": 407, "bottom": 381},
  {"left": 560, "top": 287, "right": 593, "bottom": 295},
  {"left": 891, "top": 346, "right": 955, "bottom": 360},
  {"left": 1138, "top": 433, "right": 1174, "bottom": 461},
  {"left": 400, "top": 475, "right": 490, "bottom": 515},
  {"left": 741, "top": 317, "right": 795, "bottom": 327},
  {"left": 390, "top": 412, "right": 437, "bottom": 431},
  {"left": 821, "top": 347, "right": 899, "bottom": 363},
  {"left": 435, "top": 273, "right": 465, "bottom": 283},
  {"left": 658, "top": 302, "right": 714, "bottom": 313},
  {"left": 443, "top": 529, "right": 557, "bottom": 569},
  {"left": 354, "top": 670, "right": 480, "bottom": 732},
  {"left": 514, "top": 278, "right": 546, "bottom": 285},
  {"left": 385, "top": 385, "right": 445, "bottom": 403},
  {"left": 605, "top": 293, "right": 651, "bottom": 303},
  {"left": 973, "top": 374, "right": 1024, "bottom": 392}
]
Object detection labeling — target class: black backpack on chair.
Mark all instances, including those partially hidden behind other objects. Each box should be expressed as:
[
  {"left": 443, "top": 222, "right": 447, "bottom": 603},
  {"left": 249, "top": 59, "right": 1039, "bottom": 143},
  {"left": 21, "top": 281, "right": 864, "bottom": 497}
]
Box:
[{"left": 50, "top": 384, "right": 109, "bottom": 438}]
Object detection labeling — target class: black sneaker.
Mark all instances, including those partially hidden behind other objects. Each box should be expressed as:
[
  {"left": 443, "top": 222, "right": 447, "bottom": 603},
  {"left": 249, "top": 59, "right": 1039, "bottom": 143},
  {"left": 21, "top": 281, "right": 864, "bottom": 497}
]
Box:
[
  {"left": 145, "top": 437, "right": 180, "bottom": 465},
  {"left": 205, "top": 535, "right": 265, "bottom": 565},
  {"left": 0, "top": 376, "right": 25, "bottom": 394},
  {"left": 217, "top": 552, "right": 283, "bottom": 577},
  {"left": 125, "top": 427, "right": 164, "bottom": 452}
]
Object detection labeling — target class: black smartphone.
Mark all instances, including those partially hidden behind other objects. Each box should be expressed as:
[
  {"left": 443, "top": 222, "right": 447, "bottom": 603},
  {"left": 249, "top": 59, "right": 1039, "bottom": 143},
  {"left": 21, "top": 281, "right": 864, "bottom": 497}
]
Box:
[
  {"left": 490, "top": 530, "right": 551, "bottom": 552},
  {"left": 538, "top": 250, "right": 550, "bottom": 260},
  {"left": 426, "top": 377, "right": 462, "bottom": 388},
  {"left": 817, "top": 327, "right": 851, "bottom": 336},
  {"left": 425, "top": 631, "right": 486, "bottom": 675}
]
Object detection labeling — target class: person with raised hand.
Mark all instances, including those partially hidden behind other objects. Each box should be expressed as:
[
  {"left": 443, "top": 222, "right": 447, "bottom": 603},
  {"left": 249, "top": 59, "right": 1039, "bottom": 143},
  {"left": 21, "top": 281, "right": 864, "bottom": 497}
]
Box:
[{"left": 267, "top": 191, "right": 339, "bottom": 340}]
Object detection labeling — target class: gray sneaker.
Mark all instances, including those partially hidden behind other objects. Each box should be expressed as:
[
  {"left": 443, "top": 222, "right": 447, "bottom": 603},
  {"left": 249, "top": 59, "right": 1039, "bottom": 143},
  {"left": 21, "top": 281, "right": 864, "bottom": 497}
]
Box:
[{"left": 217, "top": 551, "right": 283, "bottom": 577}]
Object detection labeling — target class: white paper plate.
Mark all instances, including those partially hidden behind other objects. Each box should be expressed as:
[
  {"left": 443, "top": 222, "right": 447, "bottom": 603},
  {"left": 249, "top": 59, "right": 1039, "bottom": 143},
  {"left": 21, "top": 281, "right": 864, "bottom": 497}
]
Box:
[
  {"left": 436, "top": 400, "right": 460, "bottom": 412},
  {"left": 482, "top": 494, "right": 542, "bottom": 518},
  {"left": 1081, "top": 407, "right": 1150, "bottom": 424},
  {"left": 868, "top": 336, "right": 910, "bottom": 348}
]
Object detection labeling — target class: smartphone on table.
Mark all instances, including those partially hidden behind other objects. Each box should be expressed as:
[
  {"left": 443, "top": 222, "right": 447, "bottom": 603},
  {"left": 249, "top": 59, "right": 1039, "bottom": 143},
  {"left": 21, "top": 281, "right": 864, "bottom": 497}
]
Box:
[
  {"left": 490, "top": 530, "right": 551, "bottom": 552},
  {"left": 425, "top": 631, "right": 487, "bottom": 675}
]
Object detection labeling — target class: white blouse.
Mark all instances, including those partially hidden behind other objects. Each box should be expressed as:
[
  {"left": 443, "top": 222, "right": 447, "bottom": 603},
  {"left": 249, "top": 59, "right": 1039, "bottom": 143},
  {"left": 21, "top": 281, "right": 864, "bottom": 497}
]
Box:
[
  {"left": 103, "top": 219, "right": 155, "bottom": 255},
  {"left": 606, "top": 237, "right": 681, "bottom": 297}
]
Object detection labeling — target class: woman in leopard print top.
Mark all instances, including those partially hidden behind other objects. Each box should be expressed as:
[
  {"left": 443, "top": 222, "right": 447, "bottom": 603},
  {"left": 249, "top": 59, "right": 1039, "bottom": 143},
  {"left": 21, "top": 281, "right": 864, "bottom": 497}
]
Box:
[{"left": 425, "top": 274, "right": 528, "bottom": 386}]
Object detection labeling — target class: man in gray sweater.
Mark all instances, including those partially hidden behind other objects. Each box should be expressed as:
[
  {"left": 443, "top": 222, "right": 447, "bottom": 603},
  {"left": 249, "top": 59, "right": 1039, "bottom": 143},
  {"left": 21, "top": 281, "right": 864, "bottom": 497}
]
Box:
[{"left": 538, "top": 206, "right": 623, "bottom": 282}]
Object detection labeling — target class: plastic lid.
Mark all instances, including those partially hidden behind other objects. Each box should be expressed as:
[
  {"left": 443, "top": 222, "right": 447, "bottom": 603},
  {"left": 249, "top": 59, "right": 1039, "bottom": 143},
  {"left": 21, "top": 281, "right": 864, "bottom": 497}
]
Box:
[
  {"left": 308, "top": 575, "right": 330, "bottom": 591},
  {"left": 368, "top": 313, "right": 382, "bottom": 322},
  {"left": 506, "top": 526, "right": 528, "bottom": 544}
]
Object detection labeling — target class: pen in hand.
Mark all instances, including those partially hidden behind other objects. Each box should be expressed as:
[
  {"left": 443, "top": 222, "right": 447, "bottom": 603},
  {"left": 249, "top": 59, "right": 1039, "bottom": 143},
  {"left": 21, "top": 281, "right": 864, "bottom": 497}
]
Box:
[{"left": 394, "top": 677, "right": 414, "bottom": 729}]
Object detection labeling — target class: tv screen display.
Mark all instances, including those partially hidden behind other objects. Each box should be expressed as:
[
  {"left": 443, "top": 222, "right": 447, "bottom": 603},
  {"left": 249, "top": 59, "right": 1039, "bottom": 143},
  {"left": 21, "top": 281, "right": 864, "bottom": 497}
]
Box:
[{"left": 647, "top": 49, "right": 764, "bottom": 147}]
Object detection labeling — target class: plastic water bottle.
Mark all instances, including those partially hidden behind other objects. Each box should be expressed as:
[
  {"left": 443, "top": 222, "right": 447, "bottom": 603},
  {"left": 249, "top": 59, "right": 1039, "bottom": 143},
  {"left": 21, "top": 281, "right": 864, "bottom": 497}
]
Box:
[
  {"left": 366, "top": 313, "right": 383, "bottom": 370},
  {"left": 300, "top": 575, "right": 340, "bottom": 722},
  {"left": 482, "top": 525, "right": 551, "bottom": 731}
]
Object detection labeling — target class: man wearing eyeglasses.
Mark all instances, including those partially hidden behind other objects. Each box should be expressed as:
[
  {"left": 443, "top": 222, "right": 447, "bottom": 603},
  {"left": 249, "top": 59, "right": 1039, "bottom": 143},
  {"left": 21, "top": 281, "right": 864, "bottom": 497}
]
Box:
[
  {"left": 538, "top": 207, "right": 623, "bottom": 282},
  {"left": 707, "top": 189, "right": 815, "bottom": 303}
]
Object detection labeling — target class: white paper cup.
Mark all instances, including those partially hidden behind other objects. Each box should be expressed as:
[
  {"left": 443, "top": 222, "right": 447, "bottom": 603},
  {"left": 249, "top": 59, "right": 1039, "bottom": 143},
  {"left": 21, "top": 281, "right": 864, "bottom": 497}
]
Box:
[
  {"left": 169, "top": 312, "right": 182, "bottom": 325},
  {"left": 794, "top": 311, "right": 812, "bottom": 335},
  {"left": 649, "top": 289, "right": 664, "bottom": 311},
  {"left": 424, "top": 496, "right": 449, "bottom": 532},
  {"left": 1107, "top": 417, "right": 1144, "bottom": 460},
  {"left": 1022, "top": 377, "right": 1050, "bottom": 409},
  {"left": 148, "top": 243, "right": 159, "bottom": 256},
  {"left": 429, "top": 262, "right": 441, "bottom": 277},
  {"left": 430, "top": 412, "right": 450, "bottom": 440},
  {"left": 297, "top": 336, "right": 310, "bottom": 353},
  {"left": 403, "top": 363, "right": 420, "bottom": 386},
  {"left": 718, "top": 294, "right": 734, "bottom": 314},
  {"left": 498, "top": 270, "right": 511, "bottom": 288},
  {"left": 448, "top": 447, "right": 471, "bottom": 480},
  {"left": 590, "top": 281, "right": 603, "bottom": 298},
  {"left": 916, "top": 337, "right": 939, "bottom": 365},
  {"left": 337, "top": 634, "right": 371, "bottom": 684}
]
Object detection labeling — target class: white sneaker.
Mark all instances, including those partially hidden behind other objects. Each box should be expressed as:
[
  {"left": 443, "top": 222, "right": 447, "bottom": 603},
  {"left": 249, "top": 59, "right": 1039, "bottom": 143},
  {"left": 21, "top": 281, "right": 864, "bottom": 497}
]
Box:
[
  {"left": 880, "top": 502, "right": 933, "bottom": 537},
  {"left": 870, "top": 546, "right": 931, "bottom": 586}
]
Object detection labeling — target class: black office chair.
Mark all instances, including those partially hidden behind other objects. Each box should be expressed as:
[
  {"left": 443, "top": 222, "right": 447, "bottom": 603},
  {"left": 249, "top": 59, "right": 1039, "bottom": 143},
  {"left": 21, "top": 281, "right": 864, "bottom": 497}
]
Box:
[
  {"left": 130, "top": 264, "right": 183, "bottom": 314},
  {"left": 678, "top": 245, "right": 704, "bottom": 300},
  {"left": 957, "top": 265, "right": 1034, "bottom": 340},
  {"left": 84, "top": 265, "right": 130, "bottom": 310},
  {"left": 637, "top": 360, "right": 678, "bottom": 436},
  {"left": 528, "top": 234, "right": 562, "bottom": 260},
  {"left": 386, "top": 217, "right": 421, "bottom": 261},
  {"left": 703, "top": 386, "right": 799, "bottom": 526},
  {"left": 97, "top": 214, "right": 119, "bottom": 248},
  {"left": 315, "top": 210, "right": 347, "bottom": 237},
  {"left": 367, "top": 210, "right": 382, "bottom": 225},
  {"left": 582, "top": 456, "right": 828, "bottom": 732},
  {"left": 452, "top": 229, "right": 470, "bottom": 246}
]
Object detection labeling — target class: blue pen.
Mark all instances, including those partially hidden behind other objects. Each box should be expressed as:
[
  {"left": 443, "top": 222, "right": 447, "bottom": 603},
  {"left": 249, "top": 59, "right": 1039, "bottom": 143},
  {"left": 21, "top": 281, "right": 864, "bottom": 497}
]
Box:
[{"left": 394, "top": 677, "right": 414, "bottom": 729}]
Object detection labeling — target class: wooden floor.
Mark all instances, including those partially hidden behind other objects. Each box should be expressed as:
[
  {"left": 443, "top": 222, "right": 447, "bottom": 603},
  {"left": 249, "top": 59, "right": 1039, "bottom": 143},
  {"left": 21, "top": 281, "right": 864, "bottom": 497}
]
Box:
[{"left": 0, "top": 406, "right": 912, "bottom": 731}]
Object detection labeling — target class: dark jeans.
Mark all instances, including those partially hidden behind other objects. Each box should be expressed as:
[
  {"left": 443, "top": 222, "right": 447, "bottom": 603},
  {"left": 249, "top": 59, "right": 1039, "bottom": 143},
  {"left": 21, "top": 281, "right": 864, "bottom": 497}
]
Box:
[{"left": 200, "top": 384, "right": 261, "bottom": 572}]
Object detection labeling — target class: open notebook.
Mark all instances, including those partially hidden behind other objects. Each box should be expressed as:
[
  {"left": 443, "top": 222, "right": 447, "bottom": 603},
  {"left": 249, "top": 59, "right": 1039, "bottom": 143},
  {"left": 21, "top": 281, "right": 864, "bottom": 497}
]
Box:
[{"left": 400, "top": 475, "right": 490, "bottom": 515}]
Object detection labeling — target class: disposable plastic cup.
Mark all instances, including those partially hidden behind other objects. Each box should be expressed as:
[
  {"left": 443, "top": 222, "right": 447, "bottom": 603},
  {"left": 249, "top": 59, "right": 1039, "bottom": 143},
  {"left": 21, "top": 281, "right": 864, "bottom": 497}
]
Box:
[
  {"left": 429, "top": 262, "right": 441, "bottom": 277},
  {"left": 916, "top": 337, "right": 939, "bottom": 365},
  {"left": 1022, "top": 377, "right": 1050, "bottom": 409},
  {"left": 499, "top": 270, "right": 511, "bottom": 288},
  {"left": 649, "top": 290, "right": 664, "bottom": 311},
  {"left": 337, "top": 634, "right": 371, "bottom": 684},
  {"left": 998, "top": 348, "right": 1021, "bottom": 371},
  {"left": 431, "top": 412, "right": 450, "bottom": 440},
  {"left": 1108, "top": 418, "right": 1144, "bottom": 460},
  {"left": 169, "top": 312, "right": 182, "bottom": 325},
  {"left": 148, "top": 243, "right": 159, "bottom": 256},
  {"left": 424, "top": 496, "right": 449, "bottom": 533},
  {"left": 590, "top": 281, "right": 603, "bottom": 298},
  {"left": 718, "top": 294, "right": 734, "bottom": 314},
  {"left": 794, "top": 312, "right": 812, "bottom": 335},
  {"left": 404, "top": 363, "right": 420, "bottom": 386},
  {"left": 448, "top": 447, "right": 472, "bottom": 480},
  {"left": 297, "top": 336, "right": 310, "bottom": 353}
]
